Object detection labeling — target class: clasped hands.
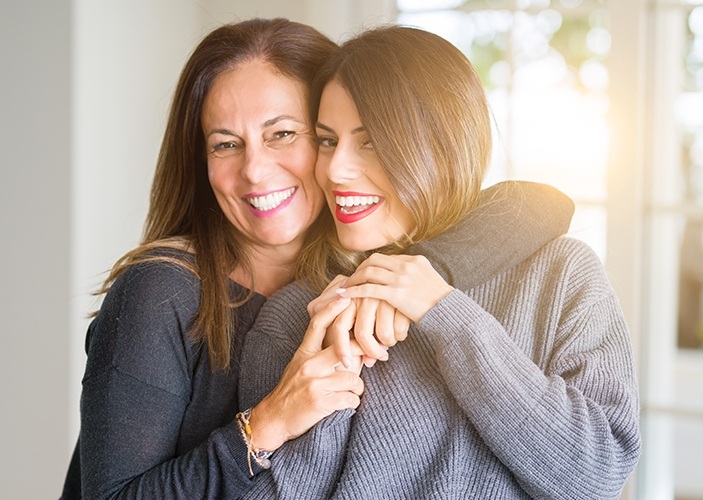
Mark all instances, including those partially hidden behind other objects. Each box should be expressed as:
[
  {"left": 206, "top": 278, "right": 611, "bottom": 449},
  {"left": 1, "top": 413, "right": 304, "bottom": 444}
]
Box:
[
  {"left": 309, "top": 253, "right": 454, "bottom": 369},
  {"left": 250, "top": 253, "right": 452, "bottom": 452}
]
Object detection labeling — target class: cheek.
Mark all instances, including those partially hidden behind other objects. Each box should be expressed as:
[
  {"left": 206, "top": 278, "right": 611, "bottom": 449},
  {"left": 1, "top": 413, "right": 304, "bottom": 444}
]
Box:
[
  {"left": 314, "top": 155, "right": 329, "bottom": 187},
  {"left": 206, "top": 164, "right": 226, "bottom": 194},
  {"left": 206, "top": 162, "right": 240, "bottom": 202},
  {"left": 206, "top": 163, "right": 221, "bottom": 192},
  {"left": 292, "top": 145, "right": 319, "bottom": 186}
]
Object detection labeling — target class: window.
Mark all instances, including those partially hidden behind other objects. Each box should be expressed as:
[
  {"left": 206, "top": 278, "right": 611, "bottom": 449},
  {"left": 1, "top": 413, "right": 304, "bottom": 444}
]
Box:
[
  {"left": 397, "top": 1, "right": 703, "bottom": 498},
  {"left": 398, "top": 0, "right": 610, "bottom": 258}
]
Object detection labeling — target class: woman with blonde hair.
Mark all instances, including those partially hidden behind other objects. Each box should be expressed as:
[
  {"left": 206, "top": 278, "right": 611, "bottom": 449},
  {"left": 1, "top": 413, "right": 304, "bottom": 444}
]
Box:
[{"left": 240, "top": 25, "right": 640, "bottom": 499}]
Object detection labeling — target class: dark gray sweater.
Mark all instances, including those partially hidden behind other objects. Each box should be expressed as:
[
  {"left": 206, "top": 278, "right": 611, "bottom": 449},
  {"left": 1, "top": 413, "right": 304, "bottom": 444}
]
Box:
[{"left": 61, "top": 181, "right": 574, "bottom": 499}]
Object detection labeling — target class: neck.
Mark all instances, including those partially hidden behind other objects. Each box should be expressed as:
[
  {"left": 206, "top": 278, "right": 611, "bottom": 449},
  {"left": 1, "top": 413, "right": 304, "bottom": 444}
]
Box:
[{"left": 229, "top": 244, "right": 299, "bottom": 297}]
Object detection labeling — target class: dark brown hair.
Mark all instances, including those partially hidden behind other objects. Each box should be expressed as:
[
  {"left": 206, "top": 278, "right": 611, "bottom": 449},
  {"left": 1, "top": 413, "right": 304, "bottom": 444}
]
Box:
[{"left": 101, "top": 18, "right": 337, "bottom": 371}]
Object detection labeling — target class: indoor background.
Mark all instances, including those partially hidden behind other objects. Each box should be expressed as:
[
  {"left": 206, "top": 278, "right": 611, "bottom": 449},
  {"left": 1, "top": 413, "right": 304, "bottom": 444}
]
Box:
[{"left": 1, "top": 0, "right": 701, "bottom": 498}]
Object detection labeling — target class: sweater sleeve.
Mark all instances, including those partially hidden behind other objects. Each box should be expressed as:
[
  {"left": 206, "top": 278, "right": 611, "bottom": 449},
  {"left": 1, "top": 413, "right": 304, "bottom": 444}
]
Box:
[
  {"left": 238, "top": 282, "right": 315, "bottom": 411},
  {"left": 407, "top": 180, "right": 574, "bottom": 287},
  {"left": 238, "top": 283, "right": 355, "bottom": 499},
  {"left": 417, "top": 239, "right": 641, "bottom": 499},
  {"left": 79, "top": 262, "right": 256, "bottom": 499}
]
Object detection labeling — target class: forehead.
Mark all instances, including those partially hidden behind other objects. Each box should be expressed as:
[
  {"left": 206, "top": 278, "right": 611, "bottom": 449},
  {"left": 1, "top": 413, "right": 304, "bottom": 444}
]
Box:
[
  {"left": 317, "top": 80, "right": 361, "bottom": 129},
  {"left": 202, "top": 60, "right": 308, "bottom": 128}
]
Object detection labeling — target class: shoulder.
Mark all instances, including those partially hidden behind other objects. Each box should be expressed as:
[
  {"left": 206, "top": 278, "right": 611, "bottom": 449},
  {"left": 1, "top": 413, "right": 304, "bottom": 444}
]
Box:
[
  {"left": 85, "top": 250, "right": 202, "bottom": 384},
  {"left": 532, "top": 236, "right": 606, "bottom": 278},
  {"left": 524, "top": 236, "right": 616, "bottom": 305},
  {"left": 97, "top": 248, "right": 202, "bottom": 347},
  {"left": 109, "top": 248, "right": 200, "bottom": 310}
]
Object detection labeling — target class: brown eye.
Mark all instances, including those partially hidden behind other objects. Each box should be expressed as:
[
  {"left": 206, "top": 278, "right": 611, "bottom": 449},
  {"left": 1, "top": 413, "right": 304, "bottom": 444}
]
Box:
[
  {"left": 315, "top": 136, "right": 338, "bottom": 148},
  {"left": 265, "top": 130, "right": 298, "bottom": 149},
  {"left": 210, "top": 141, "right": 241, "bottom": 158}
]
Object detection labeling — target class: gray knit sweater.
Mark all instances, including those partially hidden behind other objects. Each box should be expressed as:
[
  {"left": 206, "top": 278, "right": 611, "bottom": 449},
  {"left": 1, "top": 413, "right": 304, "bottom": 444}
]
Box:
[
  {"left": 60, "top": 180, "right": 575, "bottom": 499},
  {"left": 239, "top": 237, "right": 641, "bottom": 499}
]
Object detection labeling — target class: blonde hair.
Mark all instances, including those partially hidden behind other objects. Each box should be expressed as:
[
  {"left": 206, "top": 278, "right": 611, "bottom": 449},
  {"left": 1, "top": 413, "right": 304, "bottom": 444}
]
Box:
[
  {"left": 307, "top": 25, "right": 492, "bottom": 287},
  {"left": 99, "top": 19, "right": 337, "bottom": 371}
]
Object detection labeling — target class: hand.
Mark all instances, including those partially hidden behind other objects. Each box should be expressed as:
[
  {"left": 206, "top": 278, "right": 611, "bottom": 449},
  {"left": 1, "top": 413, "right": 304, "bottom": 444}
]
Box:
[
  {"left": 337, "top": 253, "right": 454, "bottom": 323},
  {"left": 307, "top": 274, "right": 349, "bottom": 317},
  {"left": 310, "top": 276, "right": 410, "bottom": 368},
  {"left": 337, "top": 297, "right": 410, "bottom": 368},
  {"left": 249, "top": 297, "right": 365, "bottom": 452}
]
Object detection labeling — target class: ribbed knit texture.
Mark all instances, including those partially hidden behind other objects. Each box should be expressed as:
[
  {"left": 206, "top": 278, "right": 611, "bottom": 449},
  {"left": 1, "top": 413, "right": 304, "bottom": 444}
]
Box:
[
  {"left": 61, "top": 180, "right": 574, "bottom": 499},
  {"left": 239, "top": 237, "right": 640, "bottom": 499}
]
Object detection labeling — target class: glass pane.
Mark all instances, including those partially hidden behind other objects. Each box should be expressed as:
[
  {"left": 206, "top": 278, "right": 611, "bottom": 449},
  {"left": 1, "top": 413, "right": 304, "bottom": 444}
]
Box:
[
  {"left": 640, "top": 411, "right": 703, "bottom": 499},
  {"left": 679, "top": 216, "right": 703, "bottom": 349},
  {"left": 568, "top": 203, "right": 606, "bottom": 261},
  {"left": 675, "top": 6, "right": 703, "bottom": 349},
  {"left": 399, "top": 4, "right": 610, "bottom": 204}
]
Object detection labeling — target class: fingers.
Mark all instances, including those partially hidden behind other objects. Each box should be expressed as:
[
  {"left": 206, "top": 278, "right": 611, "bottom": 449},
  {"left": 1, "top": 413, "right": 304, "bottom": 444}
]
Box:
[
  {"left": 299, "top": 296, "right": 351, "bottom": 354},
  {"left": 262, "top": 354, "right": 365, "bottom": 444},
  {"left": 318, "top": 376, "right": 363, "bottom": 411},
  {"left": 337, "top": 253, "right": 453, "bottom": 322},
  {"left": 338, "top": 282, "right": 393, "bottom": 304},
  {"left": 375, "top": 300, "right": 398, "bottom": 347},
  {"left": 307, "top": 274, "right": 349, "bottom": 317},
  {"left": 344, "top": 253, "right": 422, "bottom": 286},
  {"left": 394, "top": 311, "right": 411, "bottom": 342},
  {"left": 325, "top": 370, "right": 365, "bottom": 397},
  {"left": 354, "top": 298, "right": 390, "bottom": 362},
  {"left": 302, "top": 341, "right": 363, "bottom": 376},
  {"left": 327, "top": 300, "right": 357, "bottom": 368}
]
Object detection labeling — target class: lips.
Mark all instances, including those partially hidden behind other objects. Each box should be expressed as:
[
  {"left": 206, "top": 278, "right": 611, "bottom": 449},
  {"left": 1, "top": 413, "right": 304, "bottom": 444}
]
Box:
[
  {"left": 243, "top": 187, "right": 296, "bottom": 217},
  {"left": 334, "top": 192, "right": 383, "bottom": 224}
]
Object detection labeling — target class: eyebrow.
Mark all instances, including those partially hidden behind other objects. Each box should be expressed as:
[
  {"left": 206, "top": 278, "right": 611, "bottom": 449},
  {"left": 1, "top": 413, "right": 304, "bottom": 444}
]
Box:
[
  {"left": 206, "top": 115, "right": 304, "bottom": 139},
  {"left": 263, "top": 115, "right": 302, "bottom": 128},
  {"left": 315, "top": 122, "right": 366, "bottom": 135},
  {"left": 206, "top": 128, "right": 236, "bottom": 139}
]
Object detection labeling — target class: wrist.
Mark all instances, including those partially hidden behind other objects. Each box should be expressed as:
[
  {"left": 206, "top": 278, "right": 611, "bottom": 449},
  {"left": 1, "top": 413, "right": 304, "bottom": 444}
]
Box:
[
  {"left": 235, "top": 408, "right": 274, "bottom": 476},
  {"left": 247, "top": 400, "right": 287, "bottom": 452}
]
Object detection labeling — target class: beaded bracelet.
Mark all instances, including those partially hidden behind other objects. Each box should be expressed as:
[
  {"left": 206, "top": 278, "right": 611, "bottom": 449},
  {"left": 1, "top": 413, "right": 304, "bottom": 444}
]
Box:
[{"left": 235, "top": 408, "right": 273, "bottom": 476}]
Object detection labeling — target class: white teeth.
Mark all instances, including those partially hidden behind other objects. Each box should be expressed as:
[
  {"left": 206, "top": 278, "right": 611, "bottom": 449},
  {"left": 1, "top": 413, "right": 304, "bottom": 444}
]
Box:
[
  {"left": 335, "top": 195, "right": 380, "bottom": 207},
  {"left": 247, "top": 187, "right": 295, "bottom": 211}
]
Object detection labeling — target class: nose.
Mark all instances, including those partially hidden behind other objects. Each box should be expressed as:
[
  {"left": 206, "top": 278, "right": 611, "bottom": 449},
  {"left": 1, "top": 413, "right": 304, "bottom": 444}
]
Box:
[
  {"left": 239, "top": 142, "right": 276, "bottom": 184},
  {"left": 324, "top": 144, "right": 361, "bottom": 184}
]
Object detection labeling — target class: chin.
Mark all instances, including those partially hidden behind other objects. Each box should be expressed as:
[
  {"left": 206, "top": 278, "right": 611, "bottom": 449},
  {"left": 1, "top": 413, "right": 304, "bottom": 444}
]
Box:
[
  {"left": 337, "top": 235, "right": 363, "bottom": 252},
  {"left": 338, "top": 235, "right": 379, "bottom": 253}
]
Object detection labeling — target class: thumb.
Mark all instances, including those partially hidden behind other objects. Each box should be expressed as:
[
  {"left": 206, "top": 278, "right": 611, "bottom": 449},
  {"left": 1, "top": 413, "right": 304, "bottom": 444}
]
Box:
[{"left": 299, "top": 297, "right": 351, "bottom": 353}]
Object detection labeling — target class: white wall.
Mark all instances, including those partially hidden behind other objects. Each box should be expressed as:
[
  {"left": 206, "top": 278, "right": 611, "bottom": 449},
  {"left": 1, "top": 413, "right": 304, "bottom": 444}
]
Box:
[
  {"left": 1, "top": 2, "right": 72, "bottom": 497},
  {"left": 0, "top": 1, "right": 393, "bottom": 498}
]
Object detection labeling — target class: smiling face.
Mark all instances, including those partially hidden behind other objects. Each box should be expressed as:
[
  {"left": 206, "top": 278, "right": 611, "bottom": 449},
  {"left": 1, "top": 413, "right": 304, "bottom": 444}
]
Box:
[
  {"left": 201, "top": 60, "right": 324, "bottom": 257},
  {"left": 315, "top": 80, "right": 415, "bottom": 252}
]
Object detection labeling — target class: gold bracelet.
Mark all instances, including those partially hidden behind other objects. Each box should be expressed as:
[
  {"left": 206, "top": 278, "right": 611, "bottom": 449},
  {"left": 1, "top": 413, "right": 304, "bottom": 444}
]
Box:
[{"left": 235, "top": 408, "right": 272, "bottom": 476}]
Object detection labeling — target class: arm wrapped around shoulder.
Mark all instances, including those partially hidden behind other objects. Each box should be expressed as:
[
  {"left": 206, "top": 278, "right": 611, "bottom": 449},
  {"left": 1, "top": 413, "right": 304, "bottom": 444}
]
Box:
[{"left": 408, "top": 180, "right": 574, "bottom": 288}]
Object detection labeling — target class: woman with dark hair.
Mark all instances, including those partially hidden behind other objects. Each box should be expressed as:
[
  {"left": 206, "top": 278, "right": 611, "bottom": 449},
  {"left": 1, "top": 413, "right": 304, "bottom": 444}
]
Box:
[
  {"left": 60, "top": 19, "right": 361, "bottom": 499},
  {"left": 61, "top": 18, "right": 574, "bottom": 499},
  {"left": 239, "top": 25, "right": 640, "bottom": 499}
]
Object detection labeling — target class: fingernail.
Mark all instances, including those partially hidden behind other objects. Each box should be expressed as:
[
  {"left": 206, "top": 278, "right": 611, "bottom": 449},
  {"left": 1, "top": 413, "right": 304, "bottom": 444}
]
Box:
[
  {"left": 341, "top": 356, "right": 351, "bottom": 369},
  {"left": 335, "top": 287, "right": 347, "bottom": 294}
]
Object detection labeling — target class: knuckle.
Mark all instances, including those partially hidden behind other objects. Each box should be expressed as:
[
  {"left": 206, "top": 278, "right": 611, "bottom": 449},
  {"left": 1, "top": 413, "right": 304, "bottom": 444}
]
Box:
[
  {"left": 298, "top": 358, "right": 318, "bottom": 378},
  {"left": 412, "top": 254, "right": 429, "bottom": 265},
  {"left": 308, "top": 314, "right": 327, "bottom": 331}
]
